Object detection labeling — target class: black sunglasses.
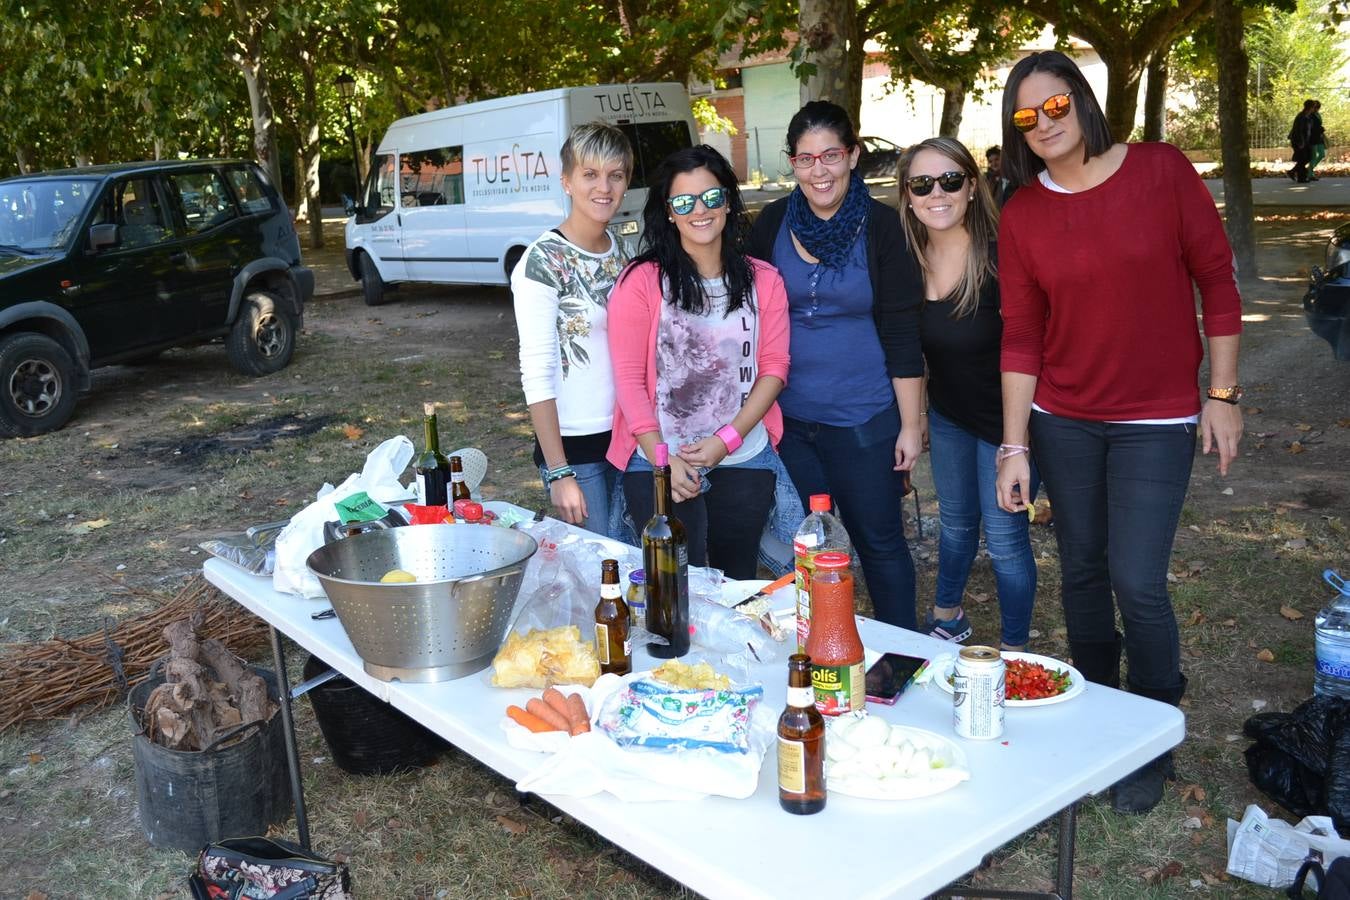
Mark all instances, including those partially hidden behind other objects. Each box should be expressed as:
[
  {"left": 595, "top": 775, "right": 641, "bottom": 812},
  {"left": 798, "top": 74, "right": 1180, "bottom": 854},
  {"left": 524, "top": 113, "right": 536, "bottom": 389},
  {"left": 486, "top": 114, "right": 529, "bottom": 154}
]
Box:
[
  {"left": 668, "top": 187, "right": 727, "bottom": 216},
  {"left": 905, "top": 171, "right": 968, "bottom": 197}
]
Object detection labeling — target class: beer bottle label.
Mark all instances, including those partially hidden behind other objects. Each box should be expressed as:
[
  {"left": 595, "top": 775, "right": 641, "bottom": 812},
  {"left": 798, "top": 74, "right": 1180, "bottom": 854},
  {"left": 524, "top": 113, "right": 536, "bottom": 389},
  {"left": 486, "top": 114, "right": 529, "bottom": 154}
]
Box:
[
  {"left": 811, "top": 661, "right": 865, "bottom": 715},
  {"left": 622, "top": 637, "right": 632, "bottom": 658},
  {"left": 777, "top": 736, "right": 806, "bottom": 794},
  {"left": 595, "top": 623, "right": 610, "bottom": 664}
]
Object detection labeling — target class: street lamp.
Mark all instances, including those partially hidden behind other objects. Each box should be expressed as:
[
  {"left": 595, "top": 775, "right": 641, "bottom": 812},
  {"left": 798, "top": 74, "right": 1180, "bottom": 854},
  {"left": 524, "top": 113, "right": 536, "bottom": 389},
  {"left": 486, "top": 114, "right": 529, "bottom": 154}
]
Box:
[{"left": 335, "top": 72, "right": 362, "bottom": 209}]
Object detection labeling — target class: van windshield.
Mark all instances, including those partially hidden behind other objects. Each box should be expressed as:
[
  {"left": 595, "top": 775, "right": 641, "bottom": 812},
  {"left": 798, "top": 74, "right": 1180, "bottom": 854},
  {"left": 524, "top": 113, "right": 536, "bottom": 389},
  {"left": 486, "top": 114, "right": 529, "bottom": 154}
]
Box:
[{"left": 618, "top": 121, "right": 695, "bottom": 191}]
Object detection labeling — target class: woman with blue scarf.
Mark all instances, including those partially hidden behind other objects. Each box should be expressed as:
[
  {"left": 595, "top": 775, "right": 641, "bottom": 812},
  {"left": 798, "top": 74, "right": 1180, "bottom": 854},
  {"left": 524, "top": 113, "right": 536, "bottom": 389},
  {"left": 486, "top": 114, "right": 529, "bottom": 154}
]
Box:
[{"left": 748, "top": 101, "right": 925, "bottom": 629}]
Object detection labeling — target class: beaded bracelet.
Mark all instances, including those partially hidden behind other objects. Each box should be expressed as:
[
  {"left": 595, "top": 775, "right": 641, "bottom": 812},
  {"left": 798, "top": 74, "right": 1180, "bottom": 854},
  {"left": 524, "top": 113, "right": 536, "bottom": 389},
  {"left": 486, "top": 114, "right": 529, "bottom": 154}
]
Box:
[{"left": 543, "top": 463, "right": 576, "bottom": 485}]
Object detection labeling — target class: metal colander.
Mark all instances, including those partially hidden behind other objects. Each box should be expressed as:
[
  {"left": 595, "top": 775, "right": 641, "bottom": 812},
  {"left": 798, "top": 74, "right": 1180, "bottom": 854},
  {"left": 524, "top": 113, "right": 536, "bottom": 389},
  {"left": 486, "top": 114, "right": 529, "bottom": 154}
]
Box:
[{"left": 305, "top": 524, "right": 537, "bottom": 683}]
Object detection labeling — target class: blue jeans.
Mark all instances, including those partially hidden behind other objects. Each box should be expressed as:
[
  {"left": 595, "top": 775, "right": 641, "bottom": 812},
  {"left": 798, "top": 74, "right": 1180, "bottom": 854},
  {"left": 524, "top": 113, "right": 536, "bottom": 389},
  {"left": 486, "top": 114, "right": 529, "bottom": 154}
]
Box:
[
  {"left": 928, "top": 409, "right": 1038, "bottom": 647},
  {"left": 778, "top": 405, "right": 916, "bottom": 629},
  {"left": 1030, "top": 411, "right": 1195, "bottom": 693},
  {"left": 538, "top": 460, "right": 619, "bottom": 538}
]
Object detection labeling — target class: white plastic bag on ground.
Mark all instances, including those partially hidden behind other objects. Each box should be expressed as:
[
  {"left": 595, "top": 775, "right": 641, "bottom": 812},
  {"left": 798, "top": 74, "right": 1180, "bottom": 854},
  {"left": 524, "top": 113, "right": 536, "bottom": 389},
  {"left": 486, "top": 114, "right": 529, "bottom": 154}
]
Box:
[{"left": 272, "top": 436, "right": 415, "bottom": 598}]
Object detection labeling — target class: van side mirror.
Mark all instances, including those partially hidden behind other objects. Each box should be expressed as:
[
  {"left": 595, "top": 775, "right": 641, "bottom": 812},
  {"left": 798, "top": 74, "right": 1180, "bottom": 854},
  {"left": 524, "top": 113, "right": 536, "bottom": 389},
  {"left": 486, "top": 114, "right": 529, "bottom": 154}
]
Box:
[{"left": 88, "top": 223, "right": 119, "bottom": 251}]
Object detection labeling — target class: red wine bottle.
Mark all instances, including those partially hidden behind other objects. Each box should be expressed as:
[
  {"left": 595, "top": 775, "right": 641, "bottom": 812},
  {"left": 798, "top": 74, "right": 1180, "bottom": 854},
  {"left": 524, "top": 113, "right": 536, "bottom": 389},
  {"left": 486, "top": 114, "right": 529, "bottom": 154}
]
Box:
[{"left": 414, "top": 402, "right": 450, "bottom": 506}]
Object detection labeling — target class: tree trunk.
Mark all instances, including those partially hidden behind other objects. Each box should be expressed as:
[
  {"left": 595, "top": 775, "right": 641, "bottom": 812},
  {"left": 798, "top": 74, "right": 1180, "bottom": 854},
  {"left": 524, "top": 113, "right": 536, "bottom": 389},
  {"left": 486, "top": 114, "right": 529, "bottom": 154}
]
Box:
[
  {"left": 1100, "top": 50, "right": 1145, "bottom": 144},
  {"left": 15, "top": 148, "right": 30, "bottom": 175},
  {"left": 236, "top": 50, "right": 284, "bottom": 190},
  {"left": 798, "top": 0, "right": 861, "bottom": 129},
  {"left": 1143, "top": 48, "right": 1169, "bottom": 142},
  {"left": 1214, "top": 0, "right": 1257, "bottom": 280},
  {"left": 939, "top": 79, "right": 968, "bottom": 137}
]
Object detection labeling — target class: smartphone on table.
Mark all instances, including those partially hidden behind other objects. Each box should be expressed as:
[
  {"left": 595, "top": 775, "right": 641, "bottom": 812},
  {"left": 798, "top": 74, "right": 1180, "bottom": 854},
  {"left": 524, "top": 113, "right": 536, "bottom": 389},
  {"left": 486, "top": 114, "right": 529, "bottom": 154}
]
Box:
[{"left": 864, "top": 652, "right": 929, "bottom": 705}]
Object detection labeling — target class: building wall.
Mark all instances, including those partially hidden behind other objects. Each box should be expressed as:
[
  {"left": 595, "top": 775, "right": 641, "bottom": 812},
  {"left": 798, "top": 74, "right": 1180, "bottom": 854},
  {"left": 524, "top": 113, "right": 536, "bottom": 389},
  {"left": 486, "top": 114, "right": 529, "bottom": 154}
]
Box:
[{"left": 740, "top": 64, "right": 801, "bottom": 180}]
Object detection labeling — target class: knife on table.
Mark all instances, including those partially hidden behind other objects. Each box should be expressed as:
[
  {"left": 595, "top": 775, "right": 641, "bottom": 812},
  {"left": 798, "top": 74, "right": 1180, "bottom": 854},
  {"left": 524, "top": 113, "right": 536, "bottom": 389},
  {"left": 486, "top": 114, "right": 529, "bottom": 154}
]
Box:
[{"left": 733, "top": 571, "right": 796, "bottom": 610}]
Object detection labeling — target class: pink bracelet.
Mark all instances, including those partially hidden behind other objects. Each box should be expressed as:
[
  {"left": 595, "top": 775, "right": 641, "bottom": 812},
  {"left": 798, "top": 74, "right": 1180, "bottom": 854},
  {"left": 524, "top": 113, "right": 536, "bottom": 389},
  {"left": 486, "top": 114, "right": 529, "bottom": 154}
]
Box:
[{"left": 715, "top": 424, "right": 743, "bottom": 454}]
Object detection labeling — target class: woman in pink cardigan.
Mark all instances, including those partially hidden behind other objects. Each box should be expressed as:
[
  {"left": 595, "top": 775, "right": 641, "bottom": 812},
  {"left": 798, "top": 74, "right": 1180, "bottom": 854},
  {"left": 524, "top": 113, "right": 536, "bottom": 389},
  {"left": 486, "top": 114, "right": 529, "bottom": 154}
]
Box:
[{"left": 607, "top": 145, "right": 790, "bottom": 578}]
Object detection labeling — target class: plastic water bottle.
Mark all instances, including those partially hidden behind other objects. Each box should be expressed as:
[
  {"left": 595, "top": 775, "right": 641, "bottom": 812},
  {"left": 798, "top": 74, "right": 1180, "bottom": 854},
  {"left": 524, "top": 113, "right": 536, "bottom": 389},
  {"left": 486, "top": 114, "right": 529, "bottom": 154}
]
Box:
[
  {"left": 793, "top": 494, "right": 851, "bottom": 653},
  {"left": 1314, "top": 569, "right": 1350, "bottom": 699}
]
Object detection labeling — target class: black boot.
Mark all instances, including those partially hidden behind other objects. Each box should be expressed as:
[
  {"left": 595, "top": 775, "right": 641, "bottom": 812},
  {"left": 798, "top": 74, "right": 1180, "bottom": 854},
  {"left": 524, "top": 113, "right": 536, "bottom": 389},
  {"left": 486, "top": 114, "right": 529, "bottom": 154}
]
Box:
[
  {"left": 1068, "top": 632, "right": 1122, "bottom": 689},
  {"left": 1110, "top": 676, "right": 1186, "bottom": 814}
]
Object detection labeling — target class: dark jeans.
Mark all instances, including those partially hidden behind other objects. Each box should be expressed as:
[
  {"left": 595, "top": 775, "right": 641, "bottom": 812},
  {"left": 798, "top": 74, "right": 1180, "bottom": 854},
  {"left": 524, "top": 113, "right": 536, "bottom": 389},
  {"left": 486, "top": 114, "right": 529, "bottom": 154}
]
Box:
[
  {"left": 623, "top": 466, "right": 775, "bottom": 580},
  {"left": 778, "top": 406, "right": 916, "bottom": 629},
  {"left": 1030, "top": 411, "right": 1196, "bottom": 693}
]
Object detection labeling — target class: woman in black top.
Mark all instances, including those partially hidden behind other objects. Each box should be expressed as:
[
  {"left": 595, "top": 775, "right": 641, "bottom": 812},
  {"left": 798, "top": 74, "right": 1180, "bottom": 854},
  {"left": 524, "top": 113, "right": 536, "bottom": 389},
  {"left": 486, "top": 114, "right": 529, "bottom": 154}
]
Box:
[
  {"left": 900, "top": 136, "right": 1038, "bottom": 649},
  {"left": 747, "top": 101, "right": 925, "bottom": 630}
]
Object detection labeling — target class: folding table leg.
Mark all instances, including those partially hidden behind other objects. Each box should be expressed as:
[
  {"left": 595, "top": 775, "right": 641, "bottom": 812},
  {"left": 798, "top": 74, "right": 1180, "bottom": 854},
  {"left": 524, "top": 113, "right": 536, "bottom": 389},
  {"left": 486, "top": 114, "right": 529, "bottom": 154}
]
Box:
[
  {"left": 1053, "top": 802, "right": 1077, "bottom": 898},
  {"left": 269, "top": 625, "right": 311, "bottom": 850}
]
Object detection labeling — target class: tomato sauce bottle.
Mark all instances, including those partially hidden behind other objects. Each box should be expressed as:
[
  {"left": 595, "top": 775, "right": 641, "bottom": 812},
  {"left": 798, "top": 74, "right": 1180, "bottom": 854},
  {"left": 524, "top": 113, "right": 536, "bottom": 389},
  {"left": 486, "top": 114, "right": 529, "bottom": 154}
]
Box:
[{"left": 804, "top": 551, "right": 865, "bottom": 716}]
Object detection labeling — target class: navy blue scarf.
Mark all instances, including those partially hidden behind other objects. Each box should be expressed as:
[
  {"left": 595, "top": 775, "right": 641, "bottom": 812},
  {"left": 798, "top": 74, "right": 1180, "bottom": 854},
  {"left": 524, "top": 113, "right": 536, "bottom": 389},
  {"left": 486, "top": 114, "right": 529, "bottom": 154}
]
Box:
[{"left": 785, "top": 172, "right": 869, "bottom": 270}]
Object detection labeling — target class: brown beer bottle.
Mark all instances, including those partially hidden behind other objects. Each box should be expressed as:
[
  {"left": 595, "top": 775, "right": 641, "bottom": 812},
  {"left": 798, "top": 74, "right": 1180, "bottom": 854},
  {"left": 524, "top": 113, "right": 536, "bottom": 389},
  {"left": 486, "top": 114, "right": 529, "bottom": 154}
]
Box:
[
  {"left": 449, "top": 455, "right": 472, "bottom": 503},
  {"left": 594, "top": 559, "right": 632, "bottom": 676},
  {"left": 778, "top": 653, "right": 826, "bottom": 814}
]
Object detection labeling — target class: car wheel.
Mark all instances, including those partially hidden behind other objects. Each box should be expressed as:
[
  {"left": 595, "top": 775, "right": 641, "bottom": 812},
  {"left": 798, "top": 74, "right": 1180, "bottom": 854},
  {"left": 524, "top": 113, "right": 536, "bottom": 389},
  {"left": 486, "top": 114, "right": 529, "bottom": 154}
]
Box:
[
  {"left": 226, "top": 290, "right": 296, "bottom": 376},
  {"left": 359, "top": 251, "right": 387, "bottom": 306},
  {"left": 0, "top": 332, "right": 79, "bottom": 437}
]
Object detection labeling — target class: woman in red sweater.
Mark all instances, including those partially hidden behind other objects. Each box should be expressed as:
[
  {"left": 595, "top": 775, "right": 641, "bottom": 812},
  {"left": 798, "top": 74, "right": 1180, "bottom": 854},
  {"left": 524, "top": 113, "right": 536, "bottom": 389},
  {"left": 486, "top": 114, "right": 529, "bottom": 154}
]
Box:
[{"left": 995, "top": 51, "right": 1244, "bottom": 814}]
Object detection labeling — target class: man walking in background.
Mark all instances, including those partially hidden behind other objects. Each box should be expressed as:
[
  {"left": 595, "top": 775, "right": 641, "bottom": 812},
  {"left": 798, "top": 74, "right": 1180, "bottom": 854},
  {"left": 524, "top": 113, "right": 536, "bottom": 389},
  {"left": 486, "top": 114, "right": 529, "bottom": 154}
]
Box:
[{"left": 1289, "top": 99, "right": 1316, "bottom": 184}]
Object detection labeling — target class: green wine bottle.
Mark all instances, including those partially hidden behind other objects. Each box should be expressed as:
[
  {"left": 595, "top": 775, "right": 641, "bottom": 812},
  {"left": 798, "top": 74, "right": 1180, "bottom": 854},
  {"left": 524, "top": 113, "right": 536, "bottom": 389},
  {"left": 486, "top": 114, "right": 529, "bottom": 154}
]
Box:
[
  {"left": 643, "top": 442, "right": 689, "bottom": 658},
  {"left": 414, "top": 402, "right": 450, "bottom": 506}
]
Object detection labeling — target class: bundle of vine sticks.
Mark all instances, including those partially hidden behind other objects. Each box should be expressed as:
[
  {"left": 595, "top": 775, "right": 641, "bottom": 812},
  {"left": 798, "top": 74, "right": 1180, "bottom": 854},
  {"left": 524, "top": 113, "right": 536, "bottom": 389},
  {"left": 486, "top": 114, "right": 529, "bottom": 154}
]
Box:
[{"left": 0, "top": 577, "right": 271, "bottom": 732}]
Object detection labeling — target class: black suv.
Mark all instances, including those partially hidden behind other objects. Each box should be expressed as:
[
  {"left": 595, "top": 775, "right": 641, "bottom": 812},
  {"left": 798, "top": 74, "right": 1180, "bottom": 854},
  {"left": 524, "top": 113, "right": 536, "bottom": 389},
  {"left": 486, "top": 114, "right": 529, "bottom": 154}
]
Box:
[{"left": 0, "top": 159, "right": 313, "bottom": 436}]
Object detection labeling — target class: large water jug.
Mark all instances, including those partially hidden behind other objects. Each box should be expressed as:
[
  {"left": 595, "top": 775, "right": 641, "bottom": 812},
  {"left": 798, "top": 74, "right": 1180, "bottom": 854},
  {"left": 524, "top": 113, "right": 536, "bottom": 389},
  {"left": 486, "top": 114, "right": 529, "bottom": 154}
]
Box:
[{"left": 1314, "top": 570, "right": 1350, "bottom": 699}]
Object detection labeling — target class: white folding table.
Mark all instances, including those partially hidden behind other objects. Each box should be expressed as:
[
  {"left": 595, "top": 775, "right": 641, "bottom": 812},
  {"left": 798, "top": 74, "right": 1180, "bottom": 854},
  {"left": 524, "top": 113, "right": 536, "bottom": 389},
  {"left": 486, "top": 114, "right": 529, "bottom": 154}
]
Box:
[{"left": 204, "top": 531, "right": 1182, "bottom": 900}]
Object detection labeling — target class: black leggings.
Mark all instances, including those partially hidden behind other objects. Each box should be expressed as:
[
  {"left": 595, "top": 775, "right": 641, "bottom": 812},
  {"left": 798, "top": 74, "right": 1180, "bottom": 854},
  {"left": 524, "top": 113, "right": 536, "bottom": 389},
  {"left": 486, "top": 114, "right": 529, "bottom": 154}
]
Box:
[{"left": 623, "top": 466, "right": 775, "bottom": 579}]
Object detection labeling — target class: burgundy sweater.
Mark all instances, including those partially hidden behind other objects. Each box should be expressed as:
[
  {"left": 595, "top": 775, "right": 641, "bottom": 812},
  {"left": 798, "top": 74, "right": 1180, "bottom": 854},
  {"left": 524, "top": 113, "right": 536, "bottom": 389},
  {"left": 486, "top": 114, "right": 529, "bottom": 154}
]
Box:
[{"left": 999, "top": 142, "right": 1243, "bottom": 421}]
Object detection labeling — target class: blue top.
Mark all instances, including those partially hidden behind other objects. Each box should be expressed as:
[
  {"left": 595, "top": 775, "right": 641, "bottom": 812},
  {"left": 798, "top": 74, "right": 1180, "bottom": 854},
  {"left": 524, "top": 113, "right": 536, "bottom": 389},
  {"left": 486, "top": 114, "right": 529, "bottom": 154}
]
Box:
[{"left": 771, "top": 218, "right": 894, "bottom": 426}]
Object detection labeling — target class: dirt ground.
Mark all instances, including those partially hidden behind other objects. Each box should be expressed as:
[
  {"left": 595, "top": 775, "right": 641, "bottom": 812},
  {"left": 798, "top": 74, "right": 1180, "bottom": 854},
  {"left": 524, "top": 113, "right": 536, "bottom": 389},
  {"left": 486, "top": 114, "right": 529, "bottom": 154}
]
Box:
[{"left": 1, "top": 208, "right": 1348, "bottom": 898}]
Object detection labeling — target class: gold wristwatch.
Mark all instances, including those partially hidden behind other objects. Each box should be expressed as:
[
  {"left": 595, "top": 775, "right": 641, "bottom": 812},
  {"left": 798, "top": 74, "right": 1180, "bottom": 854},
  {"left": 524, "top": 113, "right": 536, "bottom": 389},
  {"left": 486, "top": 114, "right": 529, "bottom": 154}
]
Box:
[{"left": 1206, "top": 385, "right": 1243, "bottom": 404}]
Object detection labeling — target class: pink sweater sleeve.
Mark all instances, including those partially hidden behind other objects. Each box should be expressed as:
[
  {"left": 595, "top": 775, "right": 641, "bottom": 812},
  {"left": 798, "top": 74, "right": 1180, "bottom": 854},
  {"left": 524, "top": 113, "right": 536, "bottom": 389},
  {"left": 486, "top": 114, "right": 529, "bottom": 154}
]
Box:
[
  {"left": 753, "top": 262, "right": 791, "bottom": 383},
  {"left": 606, "top": 262, "right": 661, "bottom": 440}
]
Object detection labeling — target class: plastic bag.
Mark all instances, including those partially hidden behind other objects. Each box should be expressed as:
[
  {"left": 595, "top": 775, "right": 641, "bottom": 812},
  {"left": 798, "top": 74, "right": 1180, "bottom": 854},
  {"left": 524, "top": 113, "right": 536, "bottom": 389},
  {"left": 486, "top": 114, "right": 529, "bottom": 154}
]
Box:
[
  {"left": 1244, "top": 695, "right": 1350, "bottom": 833},
  {"left": 273, "top": 436, "right": 415, "bottom": 598}
]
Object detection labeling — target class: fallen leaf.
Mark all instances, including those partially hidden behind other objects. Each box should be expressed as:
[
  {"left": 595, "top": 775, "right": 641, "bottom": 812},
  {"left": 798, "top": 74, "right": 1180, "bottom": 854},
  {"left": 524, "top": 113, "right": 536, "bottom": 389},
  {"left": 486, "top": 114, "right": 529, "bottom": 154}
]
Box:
[
  {"left": 1295, "top": 423, "right": 1313, "bottom": 432},
  {"left": 1181, "top": 784, "right": 1208, "bottom": 803},
  {"left": 496, "top": 815, "right": 528, "bottom": 835},
  {"left": 68, "top": 517, "right": 112, "bottom": 535},
  {"left": 1186, "top": 609, "right": 1206, "bottom": 627},
  {"left": 414, "top": 851, "right": 425, "bottom": 864},
  {"left": 1284, "top": 538, "right": 1308, "bottom": 550},
  {"left": 1190, "top": 833, "right": 1206, "bottom": 846},
  {"left": 26, "top": 752, "right": 43, "bottom": 765},
  {"left": 1147, "top": 861, "right": 1184, "bottom": 885},
  {"left": 1188, "top": 560, "right": 1207, "bottom": 574},
  {"left": 1202, "top": 872, "right": 1224, "bottom": 885},
  {"left": 386, "top": 817, "right": 403, "bottom": 829},
  {"left": 970, "top": 591, "right": 991, "bottom": 604},
  {"left": 1338, "top": 418, "right": 1350, "bottom": 429},
  {"left": 25, "top": 892, "right": 48, "bottom": 900},
  {"left": 1289, "top": 441, "right": 1306, "bottom": 454},
  {"left": 1256, "top": 648, "right": 1276, "bottom": 662},
  {"left": 352, "top": 810, "right": 369, "bottom": 827},
  {"left": 1222, "top": 618, "right": 1237, "bottom": 627},
  {"left": 342, "top": 424, "right": 365, "bottom": 440},
  {"left": 1243, "top": 406, "right": 1262, "bottom": 415},
  {"left": 237, "top": 490, "right": 253, "bottom": 500},
  {"left": 274, "top": 498, "right": 290, "bottom": 507},
  {"left": 1280, "top": 605, "right": 1305, "bottom": 621},
  {"left": 1167, "top": 572, "right": 1179, "bottom": 583}
]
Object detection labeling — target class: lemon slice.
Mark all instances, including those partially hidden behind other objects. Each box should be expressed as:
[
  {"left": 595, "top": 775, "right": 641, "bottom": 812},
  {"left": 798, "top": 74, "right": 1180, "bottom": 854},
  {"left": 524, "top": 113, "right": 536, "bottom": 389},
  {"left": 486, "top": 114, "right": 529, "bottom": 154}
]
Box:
[{"left": 379, "top": 568, "right": 417, "bottom": 583}]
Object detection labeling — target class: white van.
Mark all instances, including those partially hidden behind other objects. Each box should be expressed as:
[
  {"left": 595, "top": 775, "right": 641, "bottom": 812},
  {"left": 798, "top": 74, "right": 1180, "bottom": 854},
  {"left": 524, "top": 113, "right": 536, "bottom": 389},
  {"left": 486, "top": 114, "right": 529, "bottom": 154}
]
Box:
[{"left": 344, "top": 82, "right": 698, "bottom": 305}]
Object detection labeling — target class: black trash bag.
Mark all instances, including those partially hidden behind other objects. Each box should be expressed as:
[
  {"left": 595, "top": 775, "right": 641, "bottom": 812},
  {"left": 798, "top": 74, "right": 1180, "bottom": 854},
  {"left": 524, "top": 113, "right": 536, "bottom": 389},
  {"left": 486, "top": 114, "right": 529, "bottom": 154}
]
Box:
[{"left": 1244, "top": 695, "right": 1350, "bottom": 833}]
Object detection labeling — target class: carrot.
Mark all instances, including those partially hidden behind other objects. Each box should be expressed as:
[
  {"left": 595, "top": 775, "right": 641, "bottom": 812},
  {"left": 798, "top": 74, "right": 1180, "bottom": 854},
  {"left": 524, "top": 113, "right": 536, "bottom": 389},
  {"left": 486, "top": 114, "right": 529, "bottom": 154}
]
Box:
[
  {"left": 565, "top": 693, "right": 591, "bottom": 735},
  {"left": 506, "top": 705, "right": 559, "bottom": 733},
  {"left": 525, "top": 697, "right": 571, "bottom": 732},
  {"left": 542, "top": 687, "right": 572, "bottom": 723}
]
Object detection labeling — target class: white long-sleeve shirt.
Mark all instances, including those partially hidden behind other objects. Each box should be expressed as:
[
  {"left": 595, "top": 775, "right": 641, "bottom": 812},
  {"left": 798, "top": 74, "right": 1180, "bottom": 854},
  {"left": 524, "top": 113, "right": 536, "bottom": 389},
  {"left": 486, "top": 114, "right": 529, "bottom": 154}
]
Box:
[{"left": 511, "top": 230, "right": 631, "bottom": 436}]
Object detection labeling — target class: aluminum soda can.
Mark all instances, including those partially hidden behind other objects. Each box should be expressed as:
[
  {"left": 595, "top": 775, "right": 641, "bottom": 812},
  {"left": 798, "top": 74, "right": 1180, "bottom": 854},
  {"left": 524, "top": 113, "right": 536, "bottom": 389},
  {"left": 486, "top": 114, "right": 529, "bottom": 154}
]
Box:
[{"left": 953, "top": 645, "right": 1005, "bottom": 740}]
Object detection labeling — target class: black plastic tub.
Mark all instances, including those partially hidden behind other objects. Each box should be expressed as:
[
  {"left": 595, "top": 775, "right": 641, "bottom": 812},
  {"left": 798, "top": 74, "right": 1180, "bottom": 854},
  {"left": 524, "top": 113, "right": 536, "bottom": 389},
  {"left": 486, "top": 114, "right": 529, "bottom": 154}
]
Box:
[
  {"left": 128, "top": 667, "right": 292, "bottom": 852},
  {"left": 302, "top": 654, "right": 449, "bottom": 775}
]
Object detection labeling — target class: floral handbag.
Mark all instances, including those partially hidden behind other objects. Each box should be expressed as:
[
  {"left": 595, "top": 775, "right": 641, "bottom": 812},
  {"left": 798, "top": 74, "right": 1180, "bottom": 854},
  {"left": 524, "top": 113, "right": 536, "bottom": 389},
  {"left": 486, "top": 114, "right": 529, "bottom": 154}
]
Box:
[{"left": 188, "top": 836, "right": 353, "bottom": 900}]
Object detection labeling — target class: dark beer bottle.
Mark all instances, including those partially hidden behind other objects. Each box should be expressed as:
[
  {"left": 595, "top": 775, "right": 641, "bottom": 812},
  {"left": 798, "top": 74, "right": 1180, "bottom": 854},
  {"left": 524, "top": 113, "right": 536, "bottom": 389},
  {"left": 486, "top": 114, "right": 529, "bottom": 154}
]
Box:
[
  {"left": 594, "top": 559, "right": 632, "bottom": 676},
  {"left": 643, "top": 443, "right": 689, "bottom": 658},
  {"left": 778, "top": 653, "right": 826, "bottom": 815},
  {"left": 414, "top": 402, "right": 450, "bottom": 506},
  {"left": 449, "top": 454, "right": 471, "bottom": 503}
]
